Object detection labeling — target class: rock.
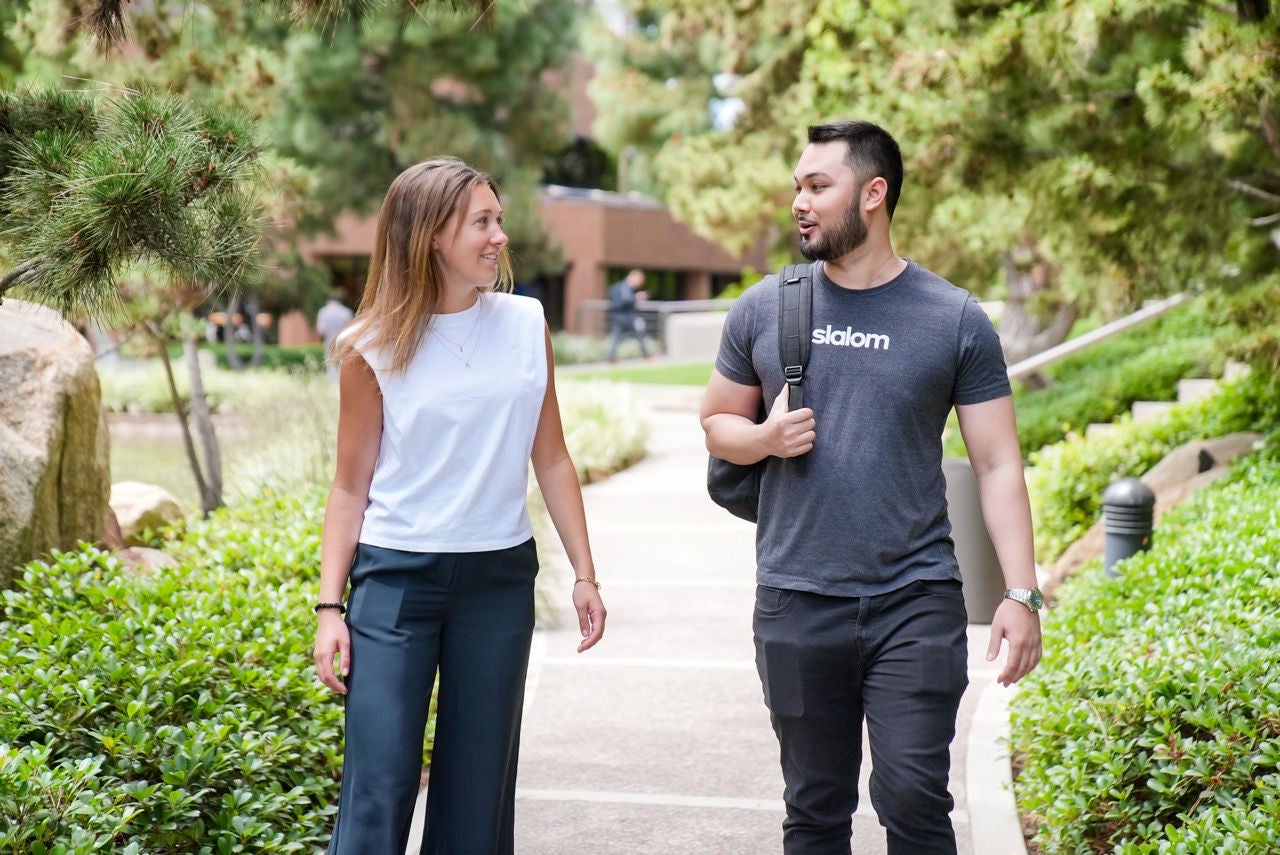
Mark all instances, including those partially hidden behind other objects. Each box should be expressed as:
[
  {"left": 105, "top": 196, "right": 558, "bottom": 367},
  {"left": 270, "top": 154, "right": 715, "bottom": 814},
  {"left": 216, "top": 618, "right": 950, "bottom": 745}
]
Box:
[
  {"left": 102, "top": 505, "right": 126, "bottom": 551},
  {"left": 0, "top": 300, "right": 111, "bottom": 587},
  {"left": 109, "top": 481, "right": 186, "bottom": 544},
  {"left": 1141, "top": 433, "right": 1263, "bottom": 499}
]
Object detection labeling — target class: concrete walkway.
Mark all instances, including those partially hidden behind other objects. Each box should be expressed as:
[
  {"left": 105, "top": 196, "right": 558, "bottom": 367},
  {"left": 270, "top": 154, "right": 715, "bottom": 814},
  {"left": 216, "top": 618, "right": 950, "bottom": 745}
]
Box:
[{"left": 411, "top": 383, "right": 1028, "bottom": 854}]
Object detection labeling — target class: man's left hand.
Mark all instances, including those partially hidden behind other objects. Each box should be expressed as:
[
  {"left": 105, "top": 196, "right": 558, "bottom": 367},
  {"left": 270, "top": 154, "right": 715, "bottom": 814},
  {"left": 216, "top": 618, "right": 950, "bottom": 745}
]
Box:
[{"left": 986, "top": 599, "right": 1042, "bottom": 687}]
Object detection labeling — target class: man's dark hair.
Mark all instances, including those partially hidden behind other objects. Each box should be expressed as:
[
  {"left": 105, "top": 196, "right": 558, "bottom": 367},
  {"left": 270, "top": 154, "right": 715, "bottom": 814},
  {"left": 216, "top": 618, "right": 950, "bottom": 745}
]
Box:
[{"left": 807, "top": 121, "right": 904, "bottom": 219}]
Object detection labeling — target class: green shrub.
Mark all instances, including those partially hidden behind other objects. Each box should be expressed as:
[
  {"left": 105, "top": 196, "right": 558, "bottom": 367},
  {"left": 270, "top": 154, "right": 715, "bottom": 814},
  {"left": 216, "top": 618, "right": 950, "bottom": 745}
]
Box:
[
  {"left": 211, "top": 344, "right": 327, "bottom": 373},
  {"left": 1011, "top": 298, "right": 1226, "bottom": 456},
  {"left": 1011, "top": 282, "right": 1280, "bottom": 458},
  {"left": 1026, "top": 371, "right": 1279, "bottom": 563},
  {"left": 557, "top": 381, "right": 651, "bottom": 482},
  {"left": 1010, "top": 456, "right": 1280, "bottom": 854},
  {"left": 551, "top": 330, "right": 655, "bottom": 365},
  {"left": 162, "top": 488, "right": 327, "bottom": 583},
  {"left": 0, "top": 546, "right": 342, "bottom": 852},
  {"left": 1014, "top": 338, "right": 1222, "bottom": 456}
]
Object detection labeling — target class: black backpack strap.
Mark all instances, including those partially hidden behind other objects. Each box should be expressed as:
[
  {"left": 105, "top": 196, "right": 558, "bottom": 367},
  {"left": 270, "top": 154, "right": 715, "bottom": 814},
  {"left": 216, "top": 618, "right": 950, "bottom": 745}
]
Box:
[{"left": 778, "top": 263, "right": 813, "bottom": 410}]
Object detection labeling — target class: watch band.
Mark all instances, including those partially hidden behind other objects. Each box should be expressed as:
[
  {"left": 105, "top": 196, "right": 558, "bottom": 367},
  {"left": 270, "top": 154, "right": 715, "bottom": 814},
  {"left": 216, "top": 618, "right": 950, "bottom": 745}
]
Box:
[{"left": 1003, "top": 587, "right": 1044, "bottom": 613}]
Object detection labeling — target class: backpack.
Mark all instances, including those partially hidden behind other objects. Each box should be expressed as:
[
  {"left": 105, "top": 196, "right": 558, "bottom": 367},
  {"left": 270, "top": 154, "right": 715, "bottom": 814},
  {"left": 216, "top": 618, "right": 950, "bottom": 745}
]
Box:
[{"left": 705, "top": 264, "right": 812, "bottom": 522}]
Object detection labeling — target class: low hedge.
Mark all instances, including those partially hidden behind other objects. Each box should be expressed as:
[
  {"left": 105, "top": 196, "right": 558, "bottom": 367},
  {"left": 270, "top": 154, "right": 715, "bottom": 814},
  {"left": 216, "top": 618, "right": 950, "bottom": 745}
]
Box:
[
  {"left": 1010, "top": 455, "right": 1280, "bottom": 854},
  {"left": 0, "top": 540, "right": 341, "bottom": 852},
  {"left": 1013, "top": 335, "right": 1222, "bottom": 457}
]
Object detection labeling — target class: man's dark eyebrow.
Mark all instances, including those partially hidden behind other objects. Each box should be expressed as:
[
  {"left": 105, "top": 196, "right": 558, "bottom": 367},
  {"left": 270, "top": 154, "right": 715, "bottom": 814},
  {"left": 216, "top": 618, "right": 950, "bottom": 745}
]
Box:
[{"left": 793, "top": 171, "right": 835, "bottom": 184}]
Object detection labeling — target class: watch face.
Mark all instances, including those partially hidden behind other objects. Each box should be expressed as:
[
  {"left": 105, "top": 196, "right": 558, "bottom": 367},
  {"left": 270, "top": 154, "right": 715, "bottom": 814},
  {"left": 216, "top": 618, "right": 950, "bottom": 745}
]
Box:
[{"left": 1029, "top": 589, "right": 1044, "bottom": 610}]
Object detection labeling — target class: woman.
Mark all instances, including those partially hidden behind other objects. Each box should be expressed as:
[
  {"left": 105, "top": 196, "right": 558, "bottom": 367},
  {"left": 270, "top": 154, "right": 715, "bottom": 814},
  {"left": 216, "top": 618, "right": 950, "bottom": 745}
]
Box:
[{"left": 313, "top": 157, "right": 607, "bottom": 853}]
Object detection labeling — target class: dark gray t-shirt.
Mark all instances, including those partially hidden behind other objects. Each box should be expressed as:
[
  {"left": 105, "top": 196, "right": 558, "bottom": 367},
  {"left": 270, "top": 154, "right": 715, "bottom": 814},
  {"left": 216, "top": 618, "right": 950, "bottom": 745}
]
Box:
[{"left": 715, "top": 260, "right": 1011, "bottom": 596}]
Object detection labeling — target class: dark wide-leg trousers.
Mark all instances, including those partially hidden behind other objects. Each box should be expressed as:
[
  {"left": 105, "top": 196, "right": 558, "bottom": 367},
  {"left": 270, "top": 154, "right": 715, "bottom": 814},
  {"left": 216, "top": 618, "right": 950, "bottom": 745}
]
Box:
[
  {"left": 753, "top": 578, "right": 969, "bottom": 855},
  {"left": 327, "top": 539, "right": 539, "bottom": 855}
]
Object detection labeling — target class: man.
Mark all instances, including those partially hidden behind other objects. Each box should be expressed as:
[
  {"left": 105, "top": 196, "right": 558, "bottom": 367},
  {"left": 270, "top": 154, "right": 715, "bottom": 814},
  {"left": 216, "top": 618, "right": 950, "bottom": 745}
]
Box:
[
  {"left": 700, "top": 120, "right": 1042, "bottom": 854},
  {"left": 606, "top": 268, "right": 649, "bottom": 362},
  {"left": 316, "top": 289, "right": 355, "bottom": 380}
]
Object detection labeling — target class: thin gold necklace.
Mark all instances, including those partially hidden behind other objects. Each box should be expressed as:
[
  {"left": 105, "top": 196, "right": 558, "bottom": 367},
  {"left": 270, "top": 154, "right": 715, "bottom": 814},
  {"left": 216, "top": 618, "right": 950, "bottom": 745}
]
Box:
[{"left": 430, "top": 296, "right": 485, "bottom": 369}]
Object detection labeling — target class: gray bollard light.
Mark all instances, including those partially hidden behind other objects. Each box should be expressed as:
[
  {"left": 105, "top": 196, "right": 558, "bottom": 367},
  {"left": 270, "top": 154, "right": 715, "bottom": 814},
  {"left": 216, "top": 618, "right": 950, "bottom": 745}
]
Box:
[{"left": 1102, "top": 477, "right": 1155, "bottom": 576}]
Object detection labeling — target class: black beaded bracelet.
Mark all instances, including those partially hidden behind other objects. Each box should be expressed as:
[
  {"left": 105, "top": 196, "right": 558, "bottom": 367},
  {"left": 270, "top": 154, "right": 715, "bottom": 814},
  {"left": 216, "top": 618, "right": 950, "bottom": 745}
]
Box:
[{"left": 314, "top": 602, "right": 346, "bottom": 614}]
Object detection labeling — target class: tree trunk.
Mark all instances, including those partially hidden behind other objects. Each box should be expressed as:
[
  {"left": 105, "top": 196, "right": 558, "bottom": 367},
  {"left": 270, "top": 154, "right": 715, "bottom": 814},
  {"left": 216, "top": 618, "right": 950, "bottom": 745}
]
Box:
[
  {"left": 224, "top": 291, "right": 245, "bottom": 371},
  {"left": 183, "top": 338, "right": 223, "bottom": 513},
  {"left": 998, "top": 241, "right": 1078, "bottom": 388},
  {"left": 149, "top": 324, "right": 214, "bottom": 513},
  {"left": 245, "top": 293, "right": 265, "bottom": 367}
]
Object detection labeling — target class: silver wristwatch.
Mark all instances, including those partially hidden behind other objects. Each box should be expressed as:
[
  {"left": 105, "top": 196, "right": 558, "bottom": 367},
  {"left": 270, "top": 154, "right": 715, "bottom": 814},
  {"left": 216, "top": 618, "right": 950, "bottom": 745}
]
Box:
[{"left": 1003, "top": 587, "right": 1044, "bottom": 613}]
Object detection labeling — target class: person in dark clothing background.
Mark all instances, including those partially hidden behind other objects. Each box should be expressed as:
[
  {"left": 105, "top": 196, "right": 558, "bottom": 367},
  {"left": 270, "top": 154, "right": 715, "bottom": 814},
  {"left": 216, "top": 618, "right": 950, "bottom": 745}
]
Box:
[{"left": 606, "top": 267, "right": 649, "bottom": 362}]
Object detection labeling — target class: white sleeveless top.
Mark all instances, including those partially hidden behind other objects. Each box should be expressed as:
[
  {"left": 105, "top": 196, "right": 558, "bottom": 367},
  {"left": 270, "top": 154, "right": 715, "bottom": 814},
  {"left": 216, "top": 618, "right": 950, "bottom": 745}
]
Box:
[{"left": 355, "top": 292, "right": 548, "bottom": 552}]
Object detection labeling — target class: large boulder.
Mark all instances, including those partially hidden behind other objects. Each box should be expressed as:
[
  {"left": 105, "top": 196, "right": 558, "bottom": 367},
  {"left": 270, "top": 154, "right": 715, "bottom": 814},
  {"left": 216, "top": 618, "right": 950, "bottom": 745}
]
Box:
[{"left": 0, "top": 300, "right": 111, "bottom": 586}]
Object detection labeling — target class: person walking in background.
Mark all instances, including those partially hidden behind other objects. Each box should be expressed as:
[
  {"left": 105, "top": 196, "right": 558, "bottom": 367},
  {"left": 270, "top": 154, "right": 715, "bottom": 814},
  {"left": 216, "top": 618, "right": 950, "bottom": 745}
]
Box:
[
  {"left": 313, "top": 157, "right": 607, "bottom": 854},
  {"left": 316, "top": 289, "right": 354, "bottom": 381},
  {"left": 606, "top": 267, "right": 650, "bottom": 362},
  {"left": 700, "top": 120, "right": 1042, "bottom": 854}
]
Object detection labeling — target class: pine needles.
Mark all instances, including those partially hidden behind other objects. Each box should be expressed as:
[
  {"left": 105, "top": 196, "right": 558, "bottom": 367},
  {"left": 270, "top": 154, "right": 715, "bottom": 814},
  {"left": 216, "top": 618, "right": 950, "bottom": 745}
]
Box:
[{"left": 0, "top": 87, "right": 263, "bottom": 318}]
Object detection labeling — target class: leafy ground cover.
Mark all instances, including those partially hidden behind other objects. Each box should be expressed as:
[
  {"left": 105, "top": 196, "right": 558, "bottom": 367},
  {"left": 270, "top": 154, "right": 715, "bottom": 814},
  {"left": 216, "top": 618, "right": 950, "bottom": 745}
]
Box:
[
  {"left": 0, "top": 516, "right": 340, "bottom": 852},
  {"left": 1011, "top": 454, "right": 1280, "bottom": 854},
  {"left": 1010, "top": 296, "right": 1227, "bottom": 457}
]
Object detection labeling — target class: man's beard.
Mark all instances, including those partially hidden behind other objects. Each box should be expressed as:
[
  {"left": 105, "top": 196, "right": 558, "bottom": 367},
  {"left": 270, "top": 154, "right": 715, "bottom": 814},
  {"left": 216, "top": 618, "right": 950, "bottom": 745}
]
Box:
[{"left": 799, "top": 206, "right": 868, "bottom": 262}]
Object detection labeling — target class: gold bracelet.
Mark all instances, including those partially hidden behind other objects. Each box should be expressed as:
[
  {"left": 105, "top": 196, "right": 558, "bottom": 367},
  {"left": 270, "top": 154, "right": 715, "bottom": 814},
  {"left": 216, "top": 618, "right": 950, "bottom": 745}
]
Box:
[{"left": 574, "top": 577, "right": 601, "bottom": 590}]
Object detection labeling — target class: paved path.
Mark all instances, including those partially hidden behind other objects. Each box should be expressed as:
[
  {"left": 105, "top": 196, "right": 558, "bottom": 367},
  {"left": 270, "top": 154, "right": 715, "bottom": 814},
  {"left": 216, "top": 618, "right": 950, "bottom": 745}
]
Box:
[{"left": 412, "top": 384, "right": 1028, "bottom": 854}]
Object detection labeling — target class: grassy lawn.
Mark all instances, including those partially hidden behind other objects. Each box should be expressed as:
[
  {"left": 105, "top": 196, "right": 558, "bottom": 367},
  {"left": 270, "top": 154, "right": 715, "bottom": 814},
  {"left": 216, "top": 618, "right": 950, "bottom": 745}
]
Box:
[{"left": 566, "top": 360, "right": 713, "bottom": 386}]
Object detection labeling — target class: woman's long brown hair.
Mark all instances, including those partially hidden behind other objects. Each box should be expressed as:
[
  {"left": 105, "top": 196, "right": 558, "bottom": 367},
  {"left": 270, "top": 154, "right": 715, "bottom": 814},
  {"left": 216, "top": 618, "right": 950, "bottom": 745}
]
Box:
[{"left": 333, "top": 157, "right": 514, "bottom": 375}]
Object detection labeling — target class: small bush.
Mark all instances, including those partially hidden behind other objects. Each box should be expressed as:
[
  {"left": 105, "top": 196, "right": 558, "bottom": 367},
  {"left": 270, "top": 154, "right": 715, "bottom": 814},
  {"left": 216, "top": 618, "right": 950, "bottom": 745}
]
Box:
[
  {"left": 0, "top": 545, "right": 342, "bottom": 852},
  {"left": 557, "top": 381, "right": 651, "bottom": 482},
  {"left": 211, "top": 344, "right": 327, "bottom": 373},
  {"left": 1010, "top": 456, "right": 1280, "bottom": 854}
]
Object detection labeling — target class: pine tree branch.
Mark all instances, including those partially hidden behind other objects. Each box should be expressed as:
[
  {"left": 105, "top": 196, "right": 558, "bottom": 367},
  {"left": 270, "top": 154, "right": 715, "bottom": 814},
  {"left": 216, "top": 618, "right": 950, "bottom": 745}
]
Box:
[
  {"left": 82, "top": 0, "right": 488, "bottom": 44},
  {"left": 1228, "top": 179, "right": 1280, "bottom": 205},
  {"left": 0, "top": 260, "right": 42, "bottom": 301}
]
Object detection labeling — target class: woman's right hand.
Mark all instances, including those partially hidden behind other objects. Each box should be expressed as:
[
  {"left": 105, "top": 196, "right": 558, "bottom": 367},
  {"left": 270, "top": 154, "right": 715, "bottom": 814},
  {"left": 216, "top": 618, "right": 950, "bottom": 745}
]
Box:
[{"left": 313, "top": 611, "right": 351, "bottom": 694}]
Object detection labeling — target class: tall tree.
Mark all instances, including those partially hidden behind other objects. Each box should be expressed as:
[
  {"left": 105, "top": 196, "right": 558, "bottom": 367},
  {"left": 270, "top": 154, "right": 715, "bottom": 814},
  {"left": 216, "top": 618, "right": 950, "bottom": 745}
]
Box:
[{"left": 264, "top": 0, "right": 575, "bottom": 275}]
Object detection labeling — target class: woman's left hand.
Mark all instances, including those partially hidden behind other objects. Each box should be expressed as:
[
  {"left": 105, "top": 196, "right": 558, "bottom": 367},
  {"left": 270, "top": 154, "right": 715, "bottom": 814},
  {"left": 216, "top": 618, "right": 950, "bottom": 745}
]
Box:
[{"left": 573, "top": 582, "right": 606, "bottom": 653}]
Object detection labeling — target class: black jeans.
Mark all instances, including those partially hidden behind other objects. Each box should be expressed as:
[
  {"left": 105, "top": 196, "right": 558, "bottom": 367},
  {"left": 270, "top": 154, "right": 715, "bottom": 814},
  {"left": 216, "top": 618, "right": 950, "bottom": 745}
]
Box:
[{"left": 753, "top": 579, "right": 969, "bottom": 855}]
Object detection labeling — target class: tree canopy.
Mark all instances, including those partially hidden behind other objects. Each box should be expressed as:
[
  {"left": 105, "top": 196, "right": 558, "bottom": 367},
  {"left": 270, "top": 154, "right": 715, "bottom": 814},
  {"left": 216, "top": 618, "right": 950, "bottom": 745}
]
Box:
[
  {"left": 600, "top": 0, "right": 1280, "bottom": 315},
  {"left": 6, "top": 0, "right": 581, "bottom": 292}
]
